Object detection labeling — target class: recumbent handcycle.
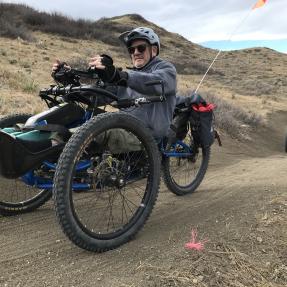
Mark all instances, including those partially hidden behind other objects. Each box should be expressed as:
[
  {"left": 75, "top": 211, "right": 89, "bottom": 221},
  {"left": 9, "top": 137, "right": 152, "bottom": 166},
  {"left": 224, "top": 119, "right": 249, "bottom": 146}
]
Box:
[{"left": 0, "top": 67, "right": 217, "bottom": 252}]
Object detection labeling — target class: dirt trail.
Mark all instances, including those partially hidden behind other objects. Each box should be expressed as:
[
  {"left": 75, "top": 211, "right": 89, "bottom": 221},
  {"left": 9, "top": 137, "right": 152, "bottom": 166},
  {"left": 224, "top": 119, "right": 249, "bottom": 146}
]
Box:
[{"left": 0, "top": 112, "right": 287, "bottom": 287}]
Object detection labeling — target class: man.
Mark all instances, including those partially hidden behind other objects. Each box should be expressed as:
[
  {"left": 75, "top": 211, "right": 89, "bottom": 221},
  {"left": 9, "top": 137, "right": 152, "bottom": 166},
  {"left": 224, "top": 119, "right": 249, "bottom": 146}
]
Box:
[{"left": 52, "top": 27, "right": 177, "bottom": 143}]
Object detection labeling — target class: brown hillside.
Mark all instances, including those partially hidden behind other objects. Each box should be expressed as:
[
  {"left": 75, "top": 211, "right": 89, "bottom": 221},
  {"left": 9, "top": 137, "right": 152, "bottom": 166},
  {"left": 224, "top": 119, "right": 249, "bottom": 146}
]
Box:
[{"left": 1, "top": 4, "right": 287, "bottom": 130}]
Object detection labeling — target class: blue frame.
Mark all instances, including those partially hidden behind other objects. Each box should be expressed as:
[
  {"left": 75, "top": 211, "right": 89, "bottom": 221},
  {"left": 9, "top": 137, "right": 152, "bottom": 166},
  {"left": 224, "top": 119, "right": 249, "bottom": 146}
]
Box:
[
  {"left": 161, "top": 140, "right": 193, "bottom": 157},
  {"left": 20, "top": 139, "right": 194, "bottom": 190},
  {"left": 19, "top": 107, "right": 194, "bottom": 191},
  {"left": 20, "top": 110, "right": 94, "bottom": 190},
  {"left": 21, "top": 160, "right": 92, "bottom": 190}
]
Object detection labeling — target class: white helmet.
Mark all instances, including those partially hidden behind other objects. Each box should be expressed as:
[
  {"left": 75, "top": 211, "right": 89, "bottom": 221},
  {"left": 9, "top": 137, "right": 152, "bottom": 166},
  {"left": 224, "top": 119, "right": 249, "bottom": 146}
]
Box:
[{"left": 119, "top": 27, "right": 160, "bottom": 55}]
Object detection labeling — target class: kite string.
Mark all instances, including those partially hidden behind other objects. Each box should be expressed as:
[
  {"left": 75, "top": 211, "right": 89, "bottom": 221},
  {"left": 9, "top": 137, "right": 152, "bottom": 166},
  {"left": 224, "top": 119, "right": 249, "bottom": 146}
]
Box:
[{"left": 194, "top": 8, "right": 253, "bottom": 93}]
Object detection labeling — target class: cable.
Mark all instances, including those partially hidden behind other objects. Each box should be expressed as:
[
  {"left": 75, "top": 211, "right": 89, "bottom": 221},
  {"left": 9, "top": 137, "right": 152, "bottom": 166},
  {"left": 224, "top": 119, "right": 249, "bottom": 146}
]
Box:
[{"left": 194, "top": 3, "right": 261, "bottom": 93}]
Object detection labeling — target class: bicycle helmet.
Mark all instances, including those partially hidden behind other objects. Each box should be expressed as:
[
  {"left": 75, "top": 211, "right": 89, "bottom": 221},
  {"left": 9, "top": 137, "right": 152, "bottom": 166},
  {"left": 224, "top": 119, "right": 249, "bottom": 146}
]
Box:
[{"left": 119, "top": 27, "right": 160, "bottom": 55}]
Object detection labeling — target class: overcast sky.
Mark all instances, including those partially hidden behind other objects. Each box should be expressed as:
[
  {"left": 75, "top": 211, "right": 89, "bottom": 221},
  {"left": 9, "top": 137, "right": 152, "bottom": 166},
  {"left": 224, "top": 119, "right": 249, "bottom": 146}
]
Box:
[{"left": 2, "top": 0, "right": 287, "bottom": 52}]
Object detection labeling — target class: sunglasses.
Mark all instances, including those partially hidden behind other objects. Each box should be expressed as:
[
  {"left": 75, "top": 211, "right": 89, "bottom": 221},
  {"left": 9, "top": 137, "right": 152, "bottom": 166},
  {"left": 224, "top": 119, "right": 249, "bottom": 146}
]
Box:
[{"left": 127, "top": 44, "right": 149, "bottom": 54}]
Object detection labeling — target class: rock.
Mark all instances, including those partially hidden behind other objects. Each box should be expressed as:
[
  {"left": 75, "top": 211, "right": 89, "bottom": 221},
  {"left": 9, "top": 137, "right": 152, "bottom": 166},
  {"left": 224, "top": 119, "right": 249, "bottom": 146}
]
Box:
[
  {"left": 256, "top": 236, "right": 263, "bottom": 243},
  {"left": 192, "top": 278, "right": 198, "bottom": 284}
]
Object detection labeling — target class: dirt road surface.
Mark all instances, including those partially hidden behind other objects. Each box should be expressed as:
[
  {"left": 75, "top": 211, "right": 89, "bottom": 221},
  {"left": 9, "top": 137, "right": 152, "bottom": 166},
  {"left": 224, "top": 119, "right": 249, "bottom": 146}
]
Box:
[{"left": 0, "top": 112, "right": 287, "bottom": 287}]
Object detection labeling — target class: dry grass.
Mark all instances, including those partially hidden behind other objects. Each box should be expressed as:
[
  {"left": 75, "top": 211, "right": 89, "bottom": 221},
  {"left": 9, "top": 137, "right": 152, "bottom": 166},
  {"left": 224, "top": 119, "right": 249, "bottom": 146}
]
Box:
[
  {"left": 178, "top": 90, "right": 264, "bottom": 139},
  {"left": 204, "top": 91, "right": 263, "bottom": 137},
  {"left": 1, "top": 8, "right": 287, "bottom": 135},
  {"left": 135, "top": 246, "right": 285, "bottom": 287},
  {"left": 2, "top": 3, "right": 287, "bottom": 100},
  {"left": 0, "top": 70, "right": 38, "bottom": 93},
  {"left": 134, "top": 193, "right": 287, "bottom": 287}
]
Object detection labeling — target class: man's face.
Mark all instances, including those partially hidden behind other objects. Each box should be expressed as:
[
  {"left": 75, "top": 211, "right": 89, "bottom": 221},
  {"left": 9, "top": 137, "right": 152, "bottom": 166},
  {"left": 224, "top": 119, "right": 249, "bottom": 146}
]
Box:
[{"left": 128, "top": 39, "right": 157, "bottom": 68}]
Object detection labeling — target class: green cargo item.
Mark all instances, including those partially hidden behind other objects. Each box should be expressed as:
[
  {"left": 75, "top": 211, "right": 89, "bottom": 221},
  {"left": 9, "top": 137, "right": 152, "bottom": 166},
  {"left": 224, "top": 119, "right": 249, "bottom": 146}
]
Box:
[{"left": 16, "top": 130, "right": 52, "bottom": 141}]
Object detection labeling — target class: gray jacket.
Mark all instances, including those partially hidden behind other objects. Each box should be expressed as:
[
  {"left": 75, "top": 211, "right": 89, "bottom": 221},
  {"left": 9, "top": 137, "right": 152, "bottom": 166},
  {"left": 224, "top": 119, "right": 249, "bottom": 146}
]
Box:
[{"left": 118, "top": 56, "right": 177, "bottom": 141}]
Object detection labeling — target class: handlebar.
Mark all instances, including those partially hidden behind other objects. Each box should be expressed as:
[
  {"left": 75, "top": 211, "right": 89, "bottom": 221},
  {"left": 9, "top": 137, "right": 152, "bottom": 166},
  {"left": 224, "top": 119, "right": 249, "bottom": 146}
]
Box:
[
  {"left": 40, "top": 78, "right": 166, "bottom": 109},
  {"left": 68, "top": 68, "right": 99, "bottom": 79},
  {"left": 40, "top": 85, "right": 118, "bottom": 101}
]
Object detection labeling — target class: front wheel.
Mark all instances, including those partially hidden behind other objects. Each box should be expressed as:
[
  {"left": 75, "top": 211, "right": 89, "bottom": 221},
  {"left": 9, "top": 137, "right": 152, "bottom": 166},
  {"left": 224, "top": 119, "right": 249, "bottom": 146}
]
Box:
[
  {"left": 53, "top": 112, "right": 161, "bottom": 252},
  {"left": 0, "top": 114, "right": 52, "bottom": 215},
  {"left": 162, "top": 130, "right": 210, "bottom": 196}
]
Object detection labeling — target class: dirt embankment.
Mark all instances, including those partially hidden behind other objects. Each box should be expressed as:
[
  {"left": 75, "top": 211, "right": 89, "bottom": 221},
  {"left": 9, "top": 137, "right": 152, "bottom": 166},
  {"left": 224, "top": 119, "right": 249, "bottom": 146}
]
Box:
[{"left": 0, "top": 111, "right": 287, "bottom": 287}]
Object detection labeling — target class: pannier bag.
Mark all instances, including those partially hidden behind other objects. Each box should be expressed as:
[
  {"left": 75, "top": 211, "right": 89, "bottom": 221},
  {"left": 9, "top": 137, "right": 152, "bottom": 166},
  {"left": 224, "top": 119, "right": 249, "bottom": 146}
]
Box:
[
  {"left": 169, "top": 102, "right": 215, "bottom": 148},
  {"left": 189, "top": 103, "right": 215, "bottom": 148}
]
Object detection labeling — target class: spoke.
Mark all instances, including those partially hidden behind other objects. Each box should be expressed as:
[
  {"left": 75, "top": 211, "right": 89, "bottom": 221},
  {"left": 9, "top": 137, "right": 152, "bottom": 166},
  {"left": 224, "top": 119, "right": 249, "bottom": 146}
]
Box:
[
  {"left": 125, "top": 153, "right": 147, "bottom": 177},
  {"left": 121, "top": 191, "right": 130, "bottom": 224},
  {"left": 129, "top": 185, "right": 145, "bottom": 199},
  {"left": 168, "top": 148, "right": 203, "bottom": 187},
  {"left": 0, "top": 177, "right": 43, "bottom": 205},
  {"left": 119, "top": 191, "right": 136, "bottom": 214},
  {"left": 107, "top": 190, "right": 114, "bottom": 232},
  {"left": 70, "top": 129, "right": 151, "bottom": 236},
  {"left": 120, "top": 190, "right": 140, "bottom": 209}
]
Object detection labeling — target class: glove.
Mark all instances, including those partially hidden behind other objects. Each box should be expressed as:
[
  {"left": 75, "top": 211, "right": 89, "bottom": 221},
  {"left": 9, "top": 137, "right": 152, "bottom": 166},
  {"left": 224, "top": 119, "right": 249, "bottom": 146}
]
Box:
[
  {"left": 185, "top": 93, "right": 207, "bottom": 106},
  {"left": 96, "top": 54, "right": 128, "bottom": 86},
  {"left": 52, "top": 62, "right": 79, "bottom": 85}
]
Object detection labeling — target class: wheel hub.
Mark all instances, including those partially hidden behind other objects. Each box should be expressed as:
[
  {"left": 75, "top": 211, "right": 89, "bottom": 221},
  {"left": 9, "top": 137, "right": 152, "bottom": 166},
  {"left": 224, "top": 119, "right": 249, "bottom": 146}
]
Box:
[{"left": 88, "top": 154, "right": 126, "bottom": 189}]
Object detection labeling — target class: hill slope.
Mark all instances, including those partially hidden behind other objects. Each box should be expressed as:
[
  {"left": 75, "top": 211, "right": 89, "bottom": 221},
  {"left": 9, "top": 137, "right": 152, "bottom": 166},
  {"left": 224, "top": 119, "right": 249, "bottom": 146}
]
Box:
[
  {"left": 0, "top": 4, "right": 287, "bottom": 130},
  {"left": 1, "top": 3, "right": 287, "bottom": 99}
]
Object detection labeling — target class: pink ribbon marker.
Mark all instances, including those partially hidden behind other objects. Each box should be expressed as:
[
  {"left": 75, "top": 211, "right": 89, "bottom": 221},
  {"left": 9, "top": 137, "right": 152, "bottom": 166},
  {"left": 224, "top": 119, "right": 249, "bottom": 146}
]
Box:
[{"left": 185, "top": 229, "right": 208, "bottom": 251}]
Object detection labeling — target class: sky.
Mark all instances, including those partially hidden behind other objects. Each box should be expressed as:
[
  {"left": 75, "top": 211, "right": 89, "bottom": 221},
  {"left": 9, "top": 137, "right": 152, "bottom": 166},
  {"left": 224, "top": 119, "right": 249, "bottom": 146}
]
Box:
[{"left": 2, "top": 0, "right": 287, "bottom": 53}]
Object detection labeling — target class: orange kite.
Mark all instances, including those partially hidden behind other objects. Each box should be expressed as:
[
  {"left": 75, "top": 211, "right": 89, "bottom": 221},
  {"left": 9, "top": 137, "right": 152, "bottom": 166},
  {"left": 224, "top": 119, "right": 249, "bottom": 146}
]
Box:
[{"left": 253, "top": 0, "right": 267, "bottom": 9}]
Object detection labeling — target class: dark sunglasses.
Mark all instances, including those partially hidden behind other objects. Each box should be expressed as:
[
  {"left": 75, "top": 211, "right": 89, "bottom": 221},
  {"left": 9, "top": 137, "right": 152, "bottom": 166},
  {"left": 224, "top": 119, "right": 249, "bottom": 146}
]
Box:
[{"left": 127, "top": 44, "right": 149, "bottom": 54}]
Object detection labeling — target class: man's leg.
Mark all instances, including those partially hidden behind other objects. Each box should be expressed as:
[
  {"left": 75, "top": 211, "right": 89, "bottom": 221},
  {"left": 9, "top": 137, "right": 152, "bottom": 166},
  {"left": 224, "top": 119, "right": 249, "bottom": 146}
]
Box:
[{"left": 96, "top": 129, "right": 143, "bottom": 154}]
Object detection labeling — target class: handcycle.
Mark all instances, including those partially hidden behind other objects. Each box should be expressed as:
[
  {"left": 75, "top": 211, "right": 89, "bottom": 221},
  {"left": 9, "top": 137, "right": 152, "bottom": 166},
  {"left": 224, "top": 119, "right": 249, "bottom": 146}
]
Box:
[{"left": 0, "top": 67, "right": 217, "bottom": 252}]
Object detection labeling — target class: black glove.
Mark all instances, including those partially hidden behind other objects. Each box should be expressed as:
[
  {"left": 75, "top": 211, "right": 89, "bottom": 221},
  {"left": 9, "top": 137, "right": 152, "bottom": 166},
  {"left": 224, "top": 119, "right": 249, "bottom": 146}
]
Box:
[
  {"left": 185, "top": 93, "right": 207, "bottom": 106},
  {"left": 52, "top": 62, "right": 79, "bottom": 86},
  {"left": 96, "top": 54, "right": 128, "bottom": 86}
]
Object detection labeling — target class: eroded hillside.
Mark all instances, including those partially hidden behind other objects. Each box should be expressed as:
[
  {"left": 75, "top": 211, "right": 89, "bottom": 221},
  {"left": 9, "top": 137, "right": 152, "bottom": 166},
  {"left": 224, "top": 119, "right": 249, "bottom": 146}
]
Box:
[{"left": 1, "top": 4, "right": 287, "bottom": 134}]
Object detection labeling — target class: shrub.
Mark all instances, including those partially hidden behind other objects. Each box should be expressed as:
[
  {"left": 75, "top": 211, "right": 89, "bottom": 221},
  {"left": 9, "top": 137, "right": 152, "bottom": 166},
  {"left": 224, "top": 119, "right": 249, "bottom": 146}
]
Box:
[
  {"left": 207, "top": 92, "right": 263, "bottom": 137},
  {"left": 236, "top": 79, "right": 274, "bottom": 96},
  {"left": 179, "top": 90, "right": 263, "bottom": 139},
  {"left": 0, "top": 3, "right": 134, "bottom": 46},
  {"left": 0, "top": 18, "right": 35, "bottom": 42},
  {"left": 173, "top": 60, "right": 224, "bottom": 76}
]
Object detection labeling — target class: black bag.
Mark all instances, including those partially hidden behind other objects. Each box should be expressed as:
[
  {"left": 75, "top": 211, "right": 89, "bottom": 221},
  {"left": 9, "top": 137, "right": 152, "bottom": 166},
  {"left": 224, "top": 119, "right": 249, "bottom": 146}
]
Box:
[
  {"left": 167, "top": 103, "right": 215, "bottom": 148},
  {"left": 189, "top": 103, "right": 215, "bottom": 148},
  {"left": 166, "top": 110, "right": 189, "bottom": 149},
  {"left": 173, "top": 111, "right": 190, "bottom": 140}
]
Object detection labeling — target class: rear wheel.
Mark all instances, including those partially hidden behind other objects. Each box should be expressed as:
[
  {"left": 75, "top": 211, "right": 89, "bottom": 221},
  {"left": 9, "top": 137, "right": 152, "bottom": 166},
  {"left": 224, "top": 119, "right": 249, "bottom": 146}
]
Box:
[
  {"left": 162, "top": 129, "right": 210, "bottom": 196},
  {"left": 53, "top": 112, "right": 161, "bottom": 252},
  {"left": 0, "top": 114, "right": 52, "bottom": 215}
]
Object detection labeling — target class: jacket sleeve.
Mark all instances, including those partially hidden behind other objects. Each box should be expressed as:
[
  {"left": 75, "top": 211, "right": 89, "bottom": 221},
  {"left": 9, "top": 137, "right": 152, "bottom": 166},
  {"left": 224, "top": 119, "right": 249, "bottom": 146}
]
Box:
[{"left": 126, "top": 62, "right": 177, "bottom": 97}]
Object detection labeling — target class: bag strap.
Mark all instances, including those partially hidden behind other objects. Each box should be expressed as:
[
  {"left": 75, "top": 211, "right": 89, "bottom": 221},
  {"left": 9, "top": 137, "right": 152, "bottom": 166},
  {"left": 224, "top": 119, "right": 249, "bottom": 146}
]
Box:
[{"left": 214, "top": 130, "right": 222, "bottom": 146}]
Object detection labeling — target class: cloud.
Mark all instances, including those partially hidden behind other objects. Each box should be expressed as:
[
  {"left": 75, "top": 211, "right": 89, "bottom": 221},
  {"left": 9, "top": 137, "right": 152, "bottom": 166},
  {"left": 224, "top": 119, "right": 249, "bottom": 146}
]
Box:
[{"left": 2, "top": 0, "right": 287, "bottom": 43}]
